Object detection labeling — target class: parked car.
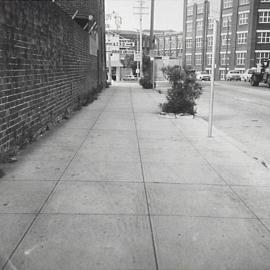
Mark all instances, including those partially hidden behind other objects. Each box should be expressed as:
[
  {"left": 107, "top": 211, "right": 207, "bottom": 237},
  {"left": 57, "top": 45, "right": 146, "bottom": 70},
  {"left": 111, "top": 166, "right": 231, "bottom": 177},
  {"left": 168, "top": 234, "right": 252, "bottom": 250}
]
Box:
[
  {"left": 123, "top": 75, "right": 136, "bottom": 81},
  {"left": 225, "top": 70, "right": 241, "bottom": 81},
  {"left": 241, "top": 68, "right": 256, "bottom": 82},
  {"left": 196, "top": 71, "right": 211, "bottom": 81}
]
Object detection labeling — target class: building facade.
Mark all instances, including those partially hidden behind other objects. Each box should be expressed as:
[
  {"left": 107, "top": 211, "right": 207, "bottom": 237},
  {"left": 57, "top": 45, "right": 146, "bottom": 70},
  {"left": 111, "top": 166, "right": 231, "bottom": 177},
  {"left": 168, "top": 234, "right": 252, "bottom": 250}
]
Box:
[
  {"left": 154, "top": 31, "right": 183, "bottom": 59},
  {"left": 182, "top": 0, "right": 270, "bottom": 79}
]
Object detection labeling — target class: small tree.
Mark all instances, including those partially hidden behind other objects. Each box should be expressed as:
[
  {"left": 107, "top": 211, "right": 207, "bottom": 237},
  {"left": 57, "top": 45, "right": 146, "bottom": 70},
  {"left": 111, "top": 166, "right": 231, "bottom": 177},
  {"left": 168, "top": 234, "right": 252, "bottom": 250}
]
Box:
[{"left": 161, "top": 66, "right": 202, "bottom": 115}]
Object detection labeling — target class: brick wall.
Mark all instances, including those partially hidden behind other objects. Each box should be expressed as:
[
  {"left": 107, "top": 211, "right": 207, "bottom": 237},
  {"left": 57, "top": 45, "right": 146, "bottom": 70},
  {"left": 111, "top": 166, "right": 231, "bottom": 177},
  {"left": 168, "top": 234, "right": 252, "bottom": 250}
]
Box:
[{"left": 0, "top": 0, "right": 99, "bottom": 152}]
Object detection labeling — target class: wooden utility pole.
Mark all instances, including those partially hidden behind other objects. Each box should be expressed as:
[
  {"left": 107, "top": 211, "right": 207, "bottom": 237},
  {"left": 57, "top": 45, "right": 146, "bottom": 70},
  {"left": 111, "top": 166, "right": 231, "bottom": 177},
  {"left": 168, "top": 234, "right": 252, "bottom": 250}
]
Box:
[
  {"left": 150, "top": 0, "right": 155, "bottom": 50},
  {"left": 134, "top": 0, "right": 149, "bottom": 78}
]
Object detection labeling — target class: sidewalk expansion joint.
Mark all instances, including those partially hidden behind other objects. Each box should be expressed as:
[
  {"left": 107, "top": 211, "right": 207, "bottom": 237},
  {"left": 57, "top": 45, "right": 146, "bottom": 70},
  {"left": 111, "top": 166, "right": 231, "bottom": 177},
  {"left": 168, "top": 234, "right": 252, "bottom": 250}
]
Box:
[{"left": 130, "top": 86, "right": 159, "bottom": 270}]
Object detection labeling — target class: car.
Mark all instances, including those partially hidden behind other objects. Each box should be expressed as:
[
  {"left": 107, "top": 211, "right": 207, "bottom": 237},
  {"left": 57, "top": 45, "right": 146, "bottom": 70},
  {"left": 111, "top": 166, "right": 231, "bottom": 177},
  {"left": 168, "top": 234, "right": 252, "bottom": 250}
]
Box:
[
  {"left": 225, "top": 70, "right": 241, "bottom": 81},
  {"left": 123, "top": 75, "right": 136, "bottom": 81},
  {"left": 241, "top": 68, "right": 256, "bottom": 82},
  {"left": 196, "top": 71, "right": 211, "bottom": 81}
]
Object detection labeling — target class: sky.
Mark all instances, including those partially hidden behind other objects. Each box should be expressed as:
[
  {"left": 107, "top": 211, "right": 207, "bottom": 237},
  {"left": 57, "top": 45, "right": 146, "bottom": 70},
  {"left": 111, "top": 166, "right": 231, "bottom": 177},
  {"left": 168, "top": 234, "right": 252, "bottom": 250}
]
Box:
[{"left": 105, "top": 0, "right": 184, "bottom": 32}]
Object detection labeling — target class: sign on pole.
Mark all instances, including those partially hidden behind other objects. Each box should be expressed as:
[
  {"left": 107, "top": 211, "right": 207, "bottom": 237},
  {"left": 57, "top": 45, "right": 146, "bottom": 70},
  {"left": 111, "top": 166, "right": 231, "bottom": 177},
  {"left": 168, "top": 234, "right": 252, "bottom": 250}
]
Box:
[{"left": 134, "top": 52, "right": 141, "bottom": 62}]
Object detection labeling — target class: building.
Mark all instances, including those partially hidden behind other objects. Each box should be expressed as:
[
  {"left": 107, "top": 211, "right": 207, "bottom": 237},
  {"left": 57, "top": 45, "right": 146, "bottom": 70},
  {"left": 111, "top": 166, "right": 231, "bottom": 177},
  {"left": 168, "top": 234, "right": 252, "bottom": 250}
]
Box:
[
  {"left": 154, "top": 31, "right": 183, "bottom": 60},
  {"left": 0, "top": 0, "right": 106, "bottom": 152},
  {"left": 182, "top": 0, "right": 270, "bottom": 79}
]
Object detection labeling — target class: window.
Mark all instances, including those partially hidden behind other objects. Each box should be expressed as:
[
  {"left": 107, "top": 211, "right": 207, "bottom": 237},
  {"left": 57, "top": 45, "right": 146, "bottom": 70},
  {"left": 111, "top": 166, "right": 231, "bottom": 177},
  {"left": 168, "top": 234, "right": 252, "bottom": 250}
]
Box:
[
  {"left": 237, "top": 32, "right": 248, "bottom": 44},
  {"left": 195, "top": 55, "right": 202, "bottom": 65},
  {"left": 236, "top": 52, "right": 246, "bottom": 65},
  {"left": 186, "top": 54, "right": 192, "bottom": 65},
  {"left": 222, "top": 16, "right": 232, "bottom": 28},
  {"left": 207, "top": 36, "right": 213, "bottom": 47},
  {"left": 256, "top": 51, "right": 270, "bottom": 63},
  {"left": 197, "top": 4, "right": 204, "bottom": 14},
  {"left": 239, "top": 0, "right": 249, "bottom": 5},
  {"left": 239, "top": 12, "right": 249, "bottom": 25},
  {"left": 220, "top": 54, "right": 229, "bottom": 66},
  {"left": 220, "top": 70, "right": 226, "bottom": 80},
  {"left": 259, "top": 10, "right": 270, "bottom": 23},
  {"left": 221, "top": 34, "right": 231, "bottom": 46},
  {"left": 196, "top": 37, "right": 202, "bottom": 48},
  {"left": 223, "top": 0, "right": 233, "bottom": 8},
  {"left": 186, "top": 22, "right": 193, "bottom": 32},
  {"left": 186, "top": 38, "right": 192, "bottom": 48},
  {"left": 261, "top": 0, "right": 270, "bottom": 2},
  {"left": 187, "top": 6, "right": 193, "bottom": 16},
  {"left": 208, "top": 18, "right": 213, "bottom": 29},
  {"left": 207, "top": 54, "right": 212, "bottom": 65},
  {"left": 257, "top": 31, "right": 270, "bottom": 43},
  {"left": 196, "top": 21, "right": 203, "bottom": 32}
]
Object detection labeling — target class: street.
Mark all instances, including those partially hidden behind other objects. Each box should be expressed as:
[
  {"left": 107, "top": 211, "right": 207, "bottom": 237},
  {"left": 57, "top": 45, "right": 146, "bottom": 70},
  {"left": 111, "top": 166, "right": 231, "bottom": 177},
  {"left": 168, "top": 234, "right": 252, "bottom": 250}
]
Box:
[{"left": 197, "top": 81, "right": 270, "bottom": 165}]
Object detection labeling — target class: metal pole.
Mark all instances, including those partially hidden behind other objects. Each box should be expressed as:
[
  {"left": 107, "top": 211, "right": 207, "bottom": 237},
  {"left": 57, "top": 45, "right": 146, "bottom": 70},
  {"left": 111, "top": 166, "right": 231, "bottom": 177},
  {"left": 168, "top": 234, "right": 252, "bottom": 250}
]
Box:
[
  {"left": 208, "top": 19, "right": 218, "bottom": 137},
  {"left": 140, "top": 5, "right": 143, "bottom": 78}
]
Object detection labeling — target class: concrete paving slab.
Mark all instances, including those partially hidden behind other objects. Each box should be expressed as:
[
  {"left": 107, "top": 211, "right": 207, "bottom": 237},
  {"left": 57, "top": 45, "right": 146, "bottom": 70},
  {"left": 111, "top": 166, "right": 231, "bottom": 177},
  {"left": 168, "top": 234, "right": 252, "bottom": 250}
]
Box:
[
  {"left": 140, "top": 147, "right": 205, "bottom": 163},
  {"left": 143, "top": 162, "right": 224, "bottom": 185},
  {"left": 147, "top": 183, "right": 252, "bottom": 218},
  {"left": 38, "top": 128, "right": 88, "bottom": 147},
  {"left": 60, "top": 111, "right": 101, "bottom": 129},
  {"left": 152, "top": 216, "right": 270, "bottom": 270},
  {"left": 0, "top": 181, "right": 55, "bottom": 213},
  {"left": 16, "top": 145, "right": 75, "bottom": 162},
  {"left": 86, "top": 129, "right": 138, "bottom": 147},
  {"left": 5, "top": 214, "right": 156, "bottom": 270},
  {"left": 75, "top": 146, "right": 140, "bottom": 163},
  {"left": 61, "top": 160, "right": 143, "bottom": 182},
  {"left": 232, "top": 186, "right": 270, "bottom": 218},
  {"left": 1, "top": 159, "right": 69, "bottom": 181},
  {"left": 42, "top": 182, "right": 148, "bottom": 215},
  {"left": 212, "top": 163, "right": 270, "bottom": 186},
  {"left": 0, "top": 214, "right": 34, "bottom": 269},
  {"left": 262, "top": 219, "right": 270, "bottom": 231},
  {"left": 93, "top": 112, "right": 136, "bottom": 130},
  {"left": 137, "top": 130, "right": 184, "bottom": 141},
  {"left": 139, "top": 139, "right": 192, "bottom": 150}
]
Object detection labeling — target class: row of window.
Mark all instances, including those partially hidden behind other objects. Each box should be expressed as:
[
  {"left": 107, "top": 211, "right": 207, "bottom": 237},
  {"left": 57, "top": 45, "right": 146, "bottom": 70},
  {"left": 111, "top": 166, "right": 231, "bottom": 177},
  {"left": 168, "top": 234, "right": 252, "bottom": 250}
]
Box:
[
  {"left": 185, "top": 51, "right": 270, "bottom": 67},
  {"left": 186, "top": 30, "right": 270, "bottom": 50},
  {"left": 187, "top": 10, "right": 270, "bottom": 35}
]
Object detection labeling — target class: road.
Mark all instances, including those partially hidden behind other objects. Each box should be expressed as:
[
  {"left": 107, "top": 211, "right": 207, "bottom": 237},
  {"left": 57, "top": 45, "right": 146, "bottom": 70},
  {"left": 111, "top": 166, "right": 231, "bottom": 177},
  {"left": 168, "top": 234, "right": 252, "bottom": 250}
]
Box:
[{"left": 197, "top": 81, "right": 270, "bottom": 165}]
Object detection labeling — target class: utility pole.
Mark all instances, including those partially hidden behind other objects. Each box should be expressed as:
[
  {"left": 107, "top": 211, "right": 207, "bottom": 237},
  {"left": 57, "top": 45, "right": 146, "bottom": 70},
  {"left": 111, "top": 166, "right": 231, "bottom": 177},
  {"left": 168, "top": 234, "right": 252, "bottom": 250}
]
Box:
[
  {"left": 134, "top": 0, "right": 149, "bottom": 78},
  {"left": 150, "top": 0, "right": 155, "bottom": 88},
  {"left": 150, "top": 0, "right": 155, "bottom": 50}
]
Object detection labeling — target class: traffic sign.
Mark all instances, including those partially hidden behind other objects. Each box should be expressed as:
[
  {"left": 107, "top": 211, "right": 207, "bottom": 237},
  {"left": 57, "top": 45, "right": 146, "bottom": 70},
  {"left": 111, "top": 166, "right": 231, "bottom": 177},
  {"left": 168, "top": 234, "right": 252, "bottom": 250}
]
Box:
[{"left": 134, "top": 52, "right": 141, "bottom": 61}]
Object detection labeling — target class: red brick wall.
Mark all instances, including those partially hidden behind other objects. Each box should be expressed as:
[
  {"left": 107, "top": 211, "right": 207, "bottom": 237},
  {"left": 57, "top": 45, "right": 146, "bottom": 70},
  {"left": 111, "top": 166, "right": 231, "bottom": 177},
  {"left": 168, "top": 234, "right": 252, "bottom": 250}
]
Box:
[{"left": 0, "top": 0, "right": 98, "bottom": 152}]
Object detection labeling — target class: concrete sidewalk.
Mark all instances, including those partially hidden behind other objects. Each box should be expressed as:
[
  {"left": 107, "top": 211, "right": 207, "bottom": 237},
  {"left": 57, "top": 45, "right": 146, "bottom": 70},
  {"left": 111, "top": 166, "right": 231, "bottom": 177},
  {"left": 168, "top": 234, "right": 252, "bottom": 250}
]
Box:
[{"left": 1, "top": 83, "right": 270, "bottom": 270}]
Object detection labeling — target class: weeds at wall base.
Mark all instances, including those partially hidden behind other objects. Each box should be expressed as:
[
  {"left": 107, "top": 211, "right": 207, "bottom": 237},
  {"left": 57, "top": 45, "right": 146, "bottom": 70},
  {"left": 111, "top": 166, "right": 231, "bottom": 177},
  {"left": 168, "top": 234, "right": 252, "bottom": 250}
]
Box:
[{"left": 0, "top": 87, "right": 104, "bottom": 164}]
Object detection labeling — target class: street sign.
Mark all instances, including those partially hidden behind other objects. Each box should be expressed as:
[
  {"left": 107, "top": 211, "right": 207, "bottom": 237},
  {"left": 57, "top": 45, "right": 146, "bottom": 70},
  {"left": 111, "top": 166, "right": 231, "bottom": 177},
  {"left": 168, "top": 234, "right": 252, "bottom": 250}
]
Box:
[{"left": 134, "top": 52, "right": 141, "bottom": 61}]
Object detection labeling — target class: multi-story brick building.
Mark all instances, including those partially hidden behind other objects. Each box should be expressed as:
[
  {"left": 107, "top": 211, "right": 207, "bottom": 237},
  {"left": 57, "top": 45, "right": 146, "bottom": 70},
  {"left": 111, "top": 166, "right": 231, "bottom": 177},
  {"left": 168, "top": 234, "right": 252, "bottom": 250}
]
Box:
[{"left": 182, "top": 0, "right": 270, "bottom": 79}]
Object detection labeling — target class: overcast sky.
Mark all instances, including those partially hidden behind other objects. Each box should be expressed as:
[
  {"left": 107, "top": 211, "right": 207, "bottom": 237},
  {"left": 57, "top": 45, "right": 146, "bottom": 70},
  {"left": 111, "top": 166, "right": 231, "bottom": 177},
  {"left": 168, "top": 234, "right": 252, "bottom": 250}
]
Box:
[{"left": 105, "top": 0, "right": 184, "bottom": 32}]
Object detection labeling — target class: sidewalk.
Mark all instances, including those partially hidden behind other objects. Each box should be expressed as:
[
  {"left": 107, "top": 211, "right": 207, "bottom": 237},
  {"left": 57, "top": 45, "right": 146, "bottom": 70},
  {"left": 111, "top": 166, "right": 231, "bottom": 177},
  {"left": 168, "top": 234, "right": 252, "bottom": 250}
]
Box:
[{"left": 1, "top": 82, "right": 270, "bottom": 270}]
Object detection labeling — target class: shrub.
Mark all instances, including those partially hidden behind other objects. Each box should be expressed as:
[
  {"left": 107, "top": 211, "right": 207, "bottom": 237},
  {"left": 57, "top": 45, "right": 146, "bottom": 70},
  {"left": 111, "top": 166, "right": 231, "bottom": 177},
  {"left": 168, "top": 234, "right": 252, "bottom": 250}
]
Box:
[
  {"left": 139, "top": 55, "right": 153, "bottom": 89},
  {"left": 139, "top": 76, "right": 153, "bottom": 89},
  {"left": 161, "top": 66, "right": 202, "bottom": 115}
]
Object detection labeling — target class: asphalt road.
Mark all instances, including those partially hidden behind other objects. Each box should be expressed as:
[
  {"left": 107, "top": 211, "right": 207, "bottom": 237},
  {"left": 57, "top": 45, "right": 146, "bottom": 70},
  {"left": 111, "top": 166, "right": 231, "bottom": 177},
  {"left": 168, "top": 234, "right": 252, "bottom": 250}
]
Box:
[{"left": 197, "top": 80, "right": 270, "bottom": 165}]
